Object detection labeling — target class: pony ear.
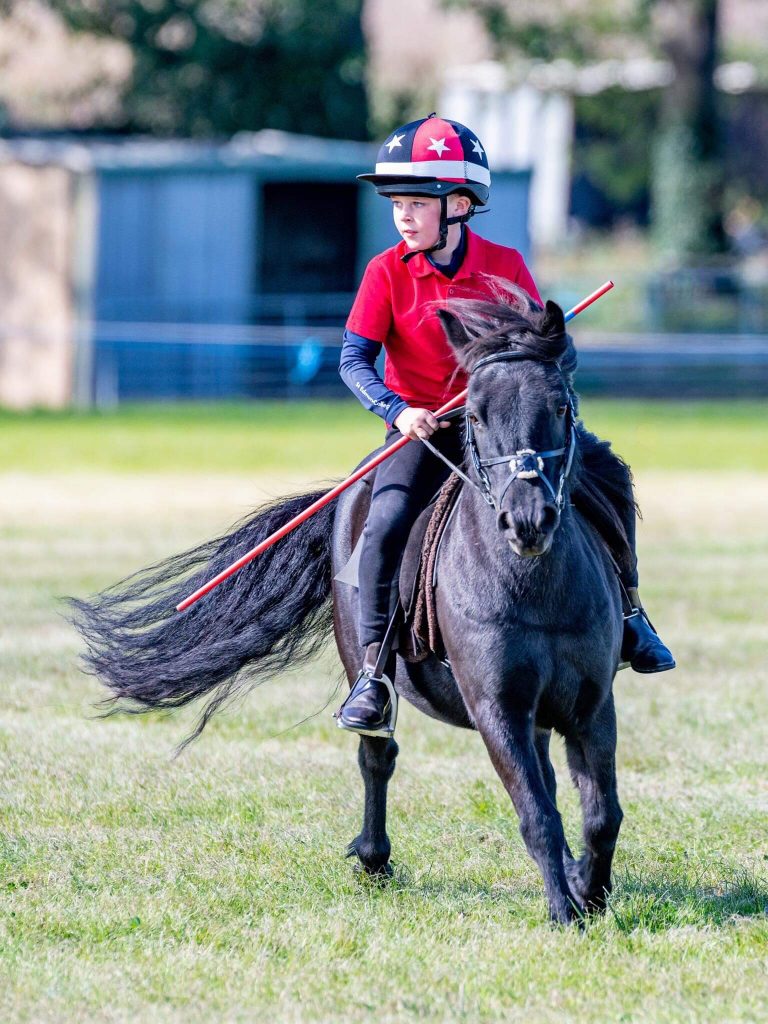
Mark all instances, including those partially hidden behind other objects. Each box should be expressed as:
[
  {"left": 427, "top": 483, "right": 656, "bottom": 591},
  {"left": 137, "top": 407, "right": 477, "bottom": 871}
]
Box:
[
  {"left": 436, "top": 309, "right": 472, "bottom": 353},
  {"left": 542, "top": 300, "right": 566, "bottom": 339}
]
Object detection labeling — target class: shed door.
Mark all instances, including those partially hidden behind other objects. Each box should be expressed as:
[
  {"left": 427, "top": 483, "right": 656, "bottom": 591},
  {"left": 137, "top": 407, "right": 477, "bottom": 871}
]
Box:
[
  {"left": 97, "top": 171, "right": 254, "bottom": 322},
  {"left": 258, "top": 182, "right": 358, "bottom": 295}
]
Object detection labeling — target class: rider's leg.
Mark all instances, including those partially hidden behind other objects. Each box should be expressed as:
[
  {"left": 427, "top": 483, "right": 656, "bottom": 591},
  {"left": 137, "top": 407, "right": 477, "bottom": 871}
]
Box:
[
  {"left": 574, "top": 426, "right": 675, "bottom": 674},
  {"left": 339, "top": 423, "right": 464, "bottom": 732}
]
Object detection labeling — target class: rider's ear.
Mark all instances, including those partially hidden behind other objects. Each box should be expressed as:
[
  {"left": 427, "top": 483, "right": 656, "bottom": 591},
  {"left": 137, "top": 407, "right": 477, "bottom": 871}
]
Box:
[
  {"left": 437, "top": 309, "right": 472, "bottom": 353},
  {"left": 542, "top": 300, "right": 566, "bottom": 339}
]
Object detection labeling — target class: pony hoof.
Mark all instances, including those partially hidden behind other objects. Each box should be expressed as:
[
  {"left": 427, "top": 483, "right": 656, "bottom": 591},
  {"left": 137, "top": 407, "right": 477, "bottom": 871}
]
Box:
[
  {"left": 564, "top": 861, "right": 609, "bottom": 915},
  {"left": 580, "top": 892, "right": 609, "bottom": 915},
  {"left": 353, "top": 860, "right": 393, "bottom": 883},
  {"left": 345, "top": 835, "right": 393, "bottom": 879},
  {"left": 369, "top": 860, "right": 394, "bottom": 879},
  {"left": 550, "top": 902, "right": 584, "bottom": 927}
]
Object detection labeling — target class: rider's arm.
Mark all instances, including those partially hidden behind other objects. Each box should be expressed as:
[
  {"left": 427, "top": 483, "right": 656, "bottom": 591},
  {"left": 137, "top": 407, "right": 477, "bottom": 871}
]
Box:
[{"left": 339, "top": 329, "right": 409, "bottom": 426}]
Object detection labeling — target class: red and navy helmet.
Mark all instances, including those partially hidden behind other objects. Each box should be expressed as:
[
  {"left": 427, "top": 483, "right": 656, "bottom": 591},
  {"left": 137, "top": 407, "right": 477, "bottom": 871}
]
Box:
[{"left": 358, "top": 113, "right": 490, "bottom": 207}]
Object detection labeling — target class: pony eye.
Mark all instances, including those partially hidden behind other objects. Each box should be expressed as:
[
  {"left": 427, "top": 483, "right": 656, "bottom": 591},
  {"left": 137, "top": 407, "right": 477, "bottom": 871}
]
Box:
[
  {"left": 468, "top": 413, "right": 482, "bottom": 428},
  {"left": 556, "top": 404, "right": 568, "bottom": 418}
]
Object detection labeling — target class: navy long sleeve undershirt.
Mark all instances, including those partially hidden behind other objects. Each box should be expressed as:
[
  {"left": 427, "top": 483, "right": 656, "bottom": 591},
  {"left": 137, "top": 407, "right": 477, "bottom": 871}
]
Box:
[
  {"left": 339, "top": 227, "right": 467, "bottom": 424},
  {"left": 339, "top": 331, "right": 410, "bottom": 425}
]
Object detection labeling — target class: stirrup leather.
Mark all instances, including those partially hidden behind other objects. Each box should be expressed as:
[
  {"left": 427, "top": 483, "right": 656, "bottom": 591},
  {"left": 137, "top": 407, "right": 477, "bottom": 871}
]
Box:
[{"left": 334, "top": 669, "right": 399, "bottom": 738}]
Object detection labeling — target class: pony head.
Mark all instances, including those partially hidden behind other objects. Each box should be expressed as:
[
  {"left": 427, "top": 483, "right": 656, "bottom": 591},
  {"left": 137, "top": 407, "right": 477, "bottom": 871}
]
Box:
[{"left": 438, "top": 282, "right": 577, "bottom": 557}]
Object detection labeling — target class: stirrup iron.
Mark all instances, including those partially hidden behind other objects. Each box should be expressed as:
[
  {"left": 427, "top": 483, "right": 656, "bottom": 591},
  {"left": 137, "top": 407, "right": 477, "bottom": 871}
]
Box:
[
  {"left": 334, "top": 607, "right": 401, "bottom": 738},
  {"left": 334, "top": 670, "right": 399, "bottom": 738}
]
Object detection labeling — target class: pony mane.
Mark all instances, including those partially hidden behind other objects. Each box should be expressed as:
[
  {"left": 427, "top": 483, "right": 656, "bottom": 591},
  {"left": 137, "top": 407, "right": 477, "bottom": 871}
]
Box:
[{"left": 441, "top": 278, "right": 578, "bottom": 381}]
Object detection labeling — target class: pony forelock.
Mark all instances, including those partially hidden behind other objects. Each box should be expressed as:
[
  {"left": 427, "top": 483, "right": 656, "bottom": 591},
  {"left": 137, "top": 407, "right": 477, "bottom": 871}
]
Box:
[{"left": 439, "top": 278, "right": 577, "bottom": 380}]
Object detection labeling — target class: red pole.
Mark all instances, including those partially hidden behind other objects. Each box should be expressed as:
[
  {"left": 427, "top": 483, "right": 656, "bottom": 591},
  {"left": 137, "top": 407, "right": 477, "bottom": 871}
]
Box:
[
  {"left": 176, "top": 281, "right": 614, "bottom": 612},
  {"left": 564, "top": 279, "right": 613, "bottom": 322}
]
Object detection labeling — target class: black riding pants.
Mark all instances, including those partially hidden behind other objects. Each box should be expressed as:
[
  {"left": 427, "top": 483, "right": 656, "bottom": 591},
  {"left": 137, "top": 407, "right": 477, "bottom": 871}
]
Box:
[{"left": 357, "top": 422, "right": 465, "bottom": 647}]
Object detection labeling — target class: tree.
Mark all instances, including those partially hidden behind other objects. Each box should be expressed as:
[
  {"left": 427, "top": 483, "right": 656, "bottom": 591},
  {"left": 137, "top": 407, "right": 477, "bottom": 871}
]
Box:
[
  {"left": 442, "top": 0, "right": 726, "bottom": 260},
  {"left": 44, "top": 0, "right": 368, "bottom": 139},
  {"left": 650, "top": 0, "right": 725, "bottom": 259}
]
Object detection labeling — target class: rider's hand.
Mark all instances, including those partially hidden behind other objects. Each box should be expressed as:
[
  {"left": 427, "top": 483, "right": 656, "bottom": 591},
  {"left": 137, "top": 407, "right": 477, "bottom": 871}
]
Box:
[{"left": 394, "top": 407, "right": 452, "bottom": 440}]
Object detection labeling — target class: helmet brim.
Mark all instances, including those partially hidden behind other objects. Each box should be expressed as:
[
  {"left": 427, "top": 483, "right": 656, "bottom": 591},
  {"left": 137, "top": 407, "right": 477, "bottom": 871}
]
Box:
[{"left": 357, "top": 174, "right": 488, "bottom": 206}]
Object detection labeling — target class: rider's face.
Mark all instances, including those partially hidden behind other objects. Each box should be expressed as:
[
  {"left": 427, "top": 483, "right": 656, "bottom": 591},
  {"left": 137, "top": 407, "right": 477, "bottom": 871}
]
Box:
[
  {"left": 390, "top": 195, "right": 442, "bottom": 251},
  {"left": 390, "top": 193, "right": 470, "bottom": 253}
]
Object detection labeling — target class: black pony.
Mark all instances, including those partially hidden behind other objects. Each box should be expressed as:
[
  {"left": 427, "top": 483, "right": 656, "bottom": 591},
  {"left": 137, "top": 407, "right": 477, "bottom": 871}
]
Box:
[{"left": 72, "top": 287, "right": 632, "bottom": 923}]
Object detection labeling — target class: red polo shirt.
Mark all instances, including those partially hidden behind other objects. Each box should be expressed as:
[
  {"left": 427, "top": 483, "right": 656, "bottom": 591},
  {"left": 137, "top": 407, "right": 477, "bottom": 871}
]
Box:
[{"left": 346, "top": 227, "right": 542, "bottom": 409}]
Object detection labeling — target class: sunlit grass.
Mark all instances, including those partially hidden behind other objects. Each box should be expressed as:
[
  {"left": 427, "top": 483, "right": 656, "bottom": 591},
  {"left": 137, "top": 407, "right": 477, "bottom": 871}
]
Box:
[{"left": 0, "top": 399, "right": 765, "bottom": 475}]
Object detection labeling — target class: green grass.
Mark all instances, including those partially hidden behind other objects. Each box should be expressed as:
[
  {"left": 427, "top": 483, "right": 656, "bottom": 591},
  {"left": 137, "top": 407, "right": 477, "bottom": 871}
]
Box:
[
  {"left": 0, "top": 402, "right": 382, "bottom": 477},
  {"left": 0, "top": 399, "right": 766, "bottom": 474},
  {"left": 1, "top": 403, "right": 767, "bottom": 1022}
]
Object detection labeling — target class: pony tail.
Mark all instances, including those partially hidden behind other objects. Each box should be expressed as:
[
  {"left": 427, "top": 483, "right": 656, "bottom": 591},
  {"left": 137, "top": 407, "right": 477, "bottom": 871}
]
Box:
[{"left": 69, "top": 491, "right": 336, "bottom": 747}]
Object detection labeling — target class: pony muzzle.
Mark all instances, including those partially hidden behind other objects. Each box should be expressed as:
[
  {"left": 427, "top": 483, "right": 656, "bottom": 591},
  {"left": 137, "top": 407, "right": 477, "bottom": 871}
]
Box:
[{"left": 497, "top": 503, "right": 559, "bottom": 557}]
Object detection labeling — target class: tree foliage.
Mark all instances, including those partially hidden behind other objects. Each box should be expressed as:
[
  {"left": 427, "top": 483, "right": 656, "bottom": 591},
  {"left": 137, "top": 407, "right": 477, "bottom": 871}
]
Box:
[
  {"left": 45, "top": 0, "right": 368, "bottom": 138},
  {"left": 441, "top": 0, "right": 652, "bottom": 65},
  {"left": 573, "top": 88, "right": 659, "bottom": 221},
  {"left": 443, "top": 0, "right": 726, "bottom": 258}
]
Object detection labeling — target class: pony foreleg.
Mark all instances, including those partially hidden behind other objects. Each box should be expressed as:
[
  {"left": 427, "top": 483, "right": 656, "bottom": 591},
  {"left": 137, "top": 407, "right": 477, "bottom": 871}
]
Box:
[
  {"left": 474, "top": 702, "right": 581, "bottom": 924},
  {"left": 347, "top": 736, "right": 399, "bottom": 877},
  {"left": 564, "top": 695, "right": 623, "bottom": 911},
  {"left": 534, "top": 728, "right": 574, "bottom": 862}
]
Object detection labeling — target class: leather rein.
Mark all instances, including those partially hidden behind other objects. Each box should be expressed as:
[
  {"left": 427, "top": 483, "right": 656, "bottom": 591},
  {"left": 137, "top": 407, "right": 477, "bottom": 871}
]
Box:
[{"left": 419, "top": 350, "right": 577, "bottom": 513}]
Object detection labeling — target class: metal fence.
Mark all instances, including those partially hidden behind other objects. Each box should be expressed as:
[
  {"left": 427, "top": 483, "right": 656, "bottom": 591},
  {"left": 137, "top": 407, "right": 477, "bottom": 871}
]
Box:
[
  {"left": 82, "top": 323, "right": 768, "bottom": 405},
  {"left": 2, "top": 319, "right": 766, "bottom": 409},
  {"left": 90, "top": 322, "right": 349, "bottom": 405}
]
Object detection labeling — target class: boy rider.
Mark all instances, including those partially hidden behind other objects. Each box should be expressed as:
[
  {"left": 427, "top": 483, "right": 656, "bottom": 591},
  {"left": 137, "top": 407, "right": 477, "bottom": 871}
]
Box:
[{"left": 338, "top": 114, "right": 674, "bottom": 735}]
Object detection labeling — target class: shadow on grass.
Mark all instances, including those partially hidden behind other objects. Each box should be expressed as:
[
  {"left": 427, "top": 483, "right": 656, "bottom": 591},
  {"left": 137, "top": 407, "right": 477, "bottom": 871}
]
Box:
[
  {"left": 349, "top": 858, "right": 768, "bottom": 932},
  {"left": 606, "top": 864, "right": 768, "bottom": 932},
  {"left": 350, "top": 860, "right": 544, "bottom": 917}
]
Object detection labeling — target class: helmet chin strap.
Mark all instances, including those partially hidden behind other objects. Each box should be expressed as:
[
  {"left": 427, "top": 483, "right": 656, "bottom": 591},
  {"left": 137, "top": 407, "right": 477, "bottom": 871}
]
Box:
[{"left": 400, "top": 196, "right": 474, "bottom": 264}]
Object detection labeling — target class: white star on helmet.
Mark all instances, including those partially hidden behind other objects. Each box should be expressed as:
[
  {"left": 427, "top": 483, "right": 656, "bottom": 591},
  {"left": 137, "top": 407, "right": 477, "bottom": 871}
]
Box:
[
  {"left": 427, "top": 137, "right": 450, "bottom": 157},
  {"left": 471, "top": 138, "right": 485, "bottom": 159},
  {"left": 385, "top": 133, "right": 404, "bottom": 153}
]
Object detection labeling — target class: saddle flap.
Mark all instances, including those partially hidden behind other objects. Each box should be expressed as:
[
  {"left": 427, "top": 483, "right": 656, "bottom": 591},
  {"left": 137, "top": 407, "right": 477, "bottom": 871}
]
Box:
[
  {"left": 335, "top": 532, "right": 364, "bottom": 587},
  {"left": 400, "top": 473, "right": 464, "bottom": 661}
]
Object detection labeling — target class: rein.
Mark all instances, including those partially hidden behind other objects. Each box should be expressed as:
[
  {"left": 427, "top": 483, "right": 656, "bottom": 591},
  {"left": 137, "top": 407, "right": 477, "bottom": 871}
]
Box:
[{"left": 419, "top": 350, "right": 577, "bottom": 513}]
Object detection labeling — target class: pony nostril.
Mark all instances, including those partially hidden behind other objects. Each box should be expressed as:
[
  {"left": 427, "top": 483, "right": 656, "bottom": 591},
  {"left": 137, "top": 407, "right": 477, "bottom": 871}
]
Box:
[
  {"left": 537, "top": 505, "right": 559, "bottom": 532},
  {"left": 497, "top": 511, "right": 513, "bottom": 533}
]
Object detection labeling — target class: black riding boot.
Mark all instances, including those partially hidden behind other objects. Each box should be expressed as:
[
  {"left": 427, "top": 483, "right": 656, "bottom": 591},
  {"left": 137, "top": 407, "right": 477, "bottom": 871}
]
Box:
[
  {"left": 621, "top": 587, "right": 676, "bottom": 673},
  {"left": 337, "top": 643, "right": 396, "bottom": 735}
]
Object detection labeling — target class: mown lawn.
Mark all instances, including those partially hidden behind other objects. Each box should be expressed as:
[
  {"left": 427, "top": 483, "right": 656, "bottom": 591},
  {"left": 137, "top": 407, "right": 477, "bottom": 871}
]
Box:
[
  {"left": 1, "top": 401, "right": 766, "bottom": 1023},
  {"left": 1, "top": 398, "right": 766, "bottom": 475}
]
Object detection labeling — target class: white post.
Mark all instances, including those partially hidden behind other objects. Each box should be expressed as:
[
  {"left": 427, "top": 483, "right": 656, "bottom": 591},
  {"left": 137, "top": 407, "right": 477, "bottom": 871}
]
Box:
[
  {"left": 528, "top": 91, "right": 574, "bottom": 249},
  {"left": 441, "top": 66, "right": 575, "bottom": 250},
  {"left": 71, "top": 169, "right": 98, "bottom": 409}
]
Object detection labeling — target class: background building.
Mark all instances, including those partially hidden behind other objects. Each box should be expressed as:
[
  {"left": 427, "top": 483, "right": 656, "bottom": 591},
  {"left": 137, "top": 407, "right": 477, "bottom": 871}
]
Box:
[{"left": 0, "top": 132, "right": 532, "bottom": 407}]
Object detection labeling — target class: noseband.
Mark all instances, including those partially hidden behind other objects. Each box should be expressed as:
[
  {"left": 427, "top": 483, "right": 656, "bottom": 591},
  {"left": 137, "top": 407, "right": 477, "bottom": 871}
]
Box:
[{"left": 465, "top": 351, "right": 577, "bottom": 513}]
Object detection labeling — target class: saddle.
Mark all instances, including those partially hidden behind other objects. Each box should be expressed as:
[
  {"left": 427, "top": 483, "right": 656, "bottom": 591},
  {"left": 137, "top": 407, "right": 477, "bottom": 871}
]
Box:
[{"left": 334, "top": 472, "right": 464, "bottom": 664}]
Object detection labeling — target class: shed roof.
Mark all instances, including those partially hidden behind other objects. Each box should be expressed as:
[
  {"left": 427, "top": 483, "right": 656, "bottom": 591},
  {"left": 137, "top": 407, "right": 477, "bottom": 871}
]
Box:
[{"left": 0, "top": 130, "right": 377, "bottom": 174}]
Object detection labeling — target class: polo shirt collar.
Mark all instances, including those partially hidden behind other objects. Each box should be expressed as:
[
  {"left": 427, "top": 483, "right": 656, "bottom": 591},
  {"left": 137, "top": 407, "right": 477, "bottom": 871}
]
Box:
[{"left": 403, "top": 226, "right": 485, "bottom": 280}]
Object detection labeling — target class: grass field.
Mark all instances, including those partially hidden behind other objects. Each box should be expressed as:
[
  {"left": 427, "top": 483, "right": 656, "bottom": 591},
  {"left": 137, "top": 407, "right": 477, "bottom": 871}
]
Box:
[{"left": 1, "top": 400, "right": 767, "bottom": 1023}]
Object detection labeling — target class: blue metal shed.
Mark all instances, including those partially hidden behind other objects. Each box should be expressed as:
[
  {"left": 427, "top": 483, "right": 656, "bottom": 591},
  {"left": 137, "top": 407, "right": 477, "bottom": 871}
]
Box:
[{"left": 1, "top": 132, "right": 533, "bottom": 403}]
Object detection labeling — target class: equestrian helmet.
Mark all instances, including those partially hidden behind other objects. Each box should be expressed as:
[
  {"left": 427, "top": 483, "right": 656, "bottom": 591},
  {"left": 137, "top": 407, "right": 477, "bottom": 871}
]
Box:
[{"left": 358, "top": 113, "right": 490, "bottom": 207}]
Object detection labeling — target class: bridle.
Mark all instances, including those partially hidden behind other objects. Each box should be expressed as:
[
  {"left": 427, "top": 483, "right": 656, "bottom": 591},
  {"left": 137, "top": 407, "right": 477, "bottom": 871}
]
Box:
[
  {"left": 466, "top": 351, "right": 577, "bottom": 512},
  {"left": 420, "top": 350, "right": 577, "bottom": 513}
]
